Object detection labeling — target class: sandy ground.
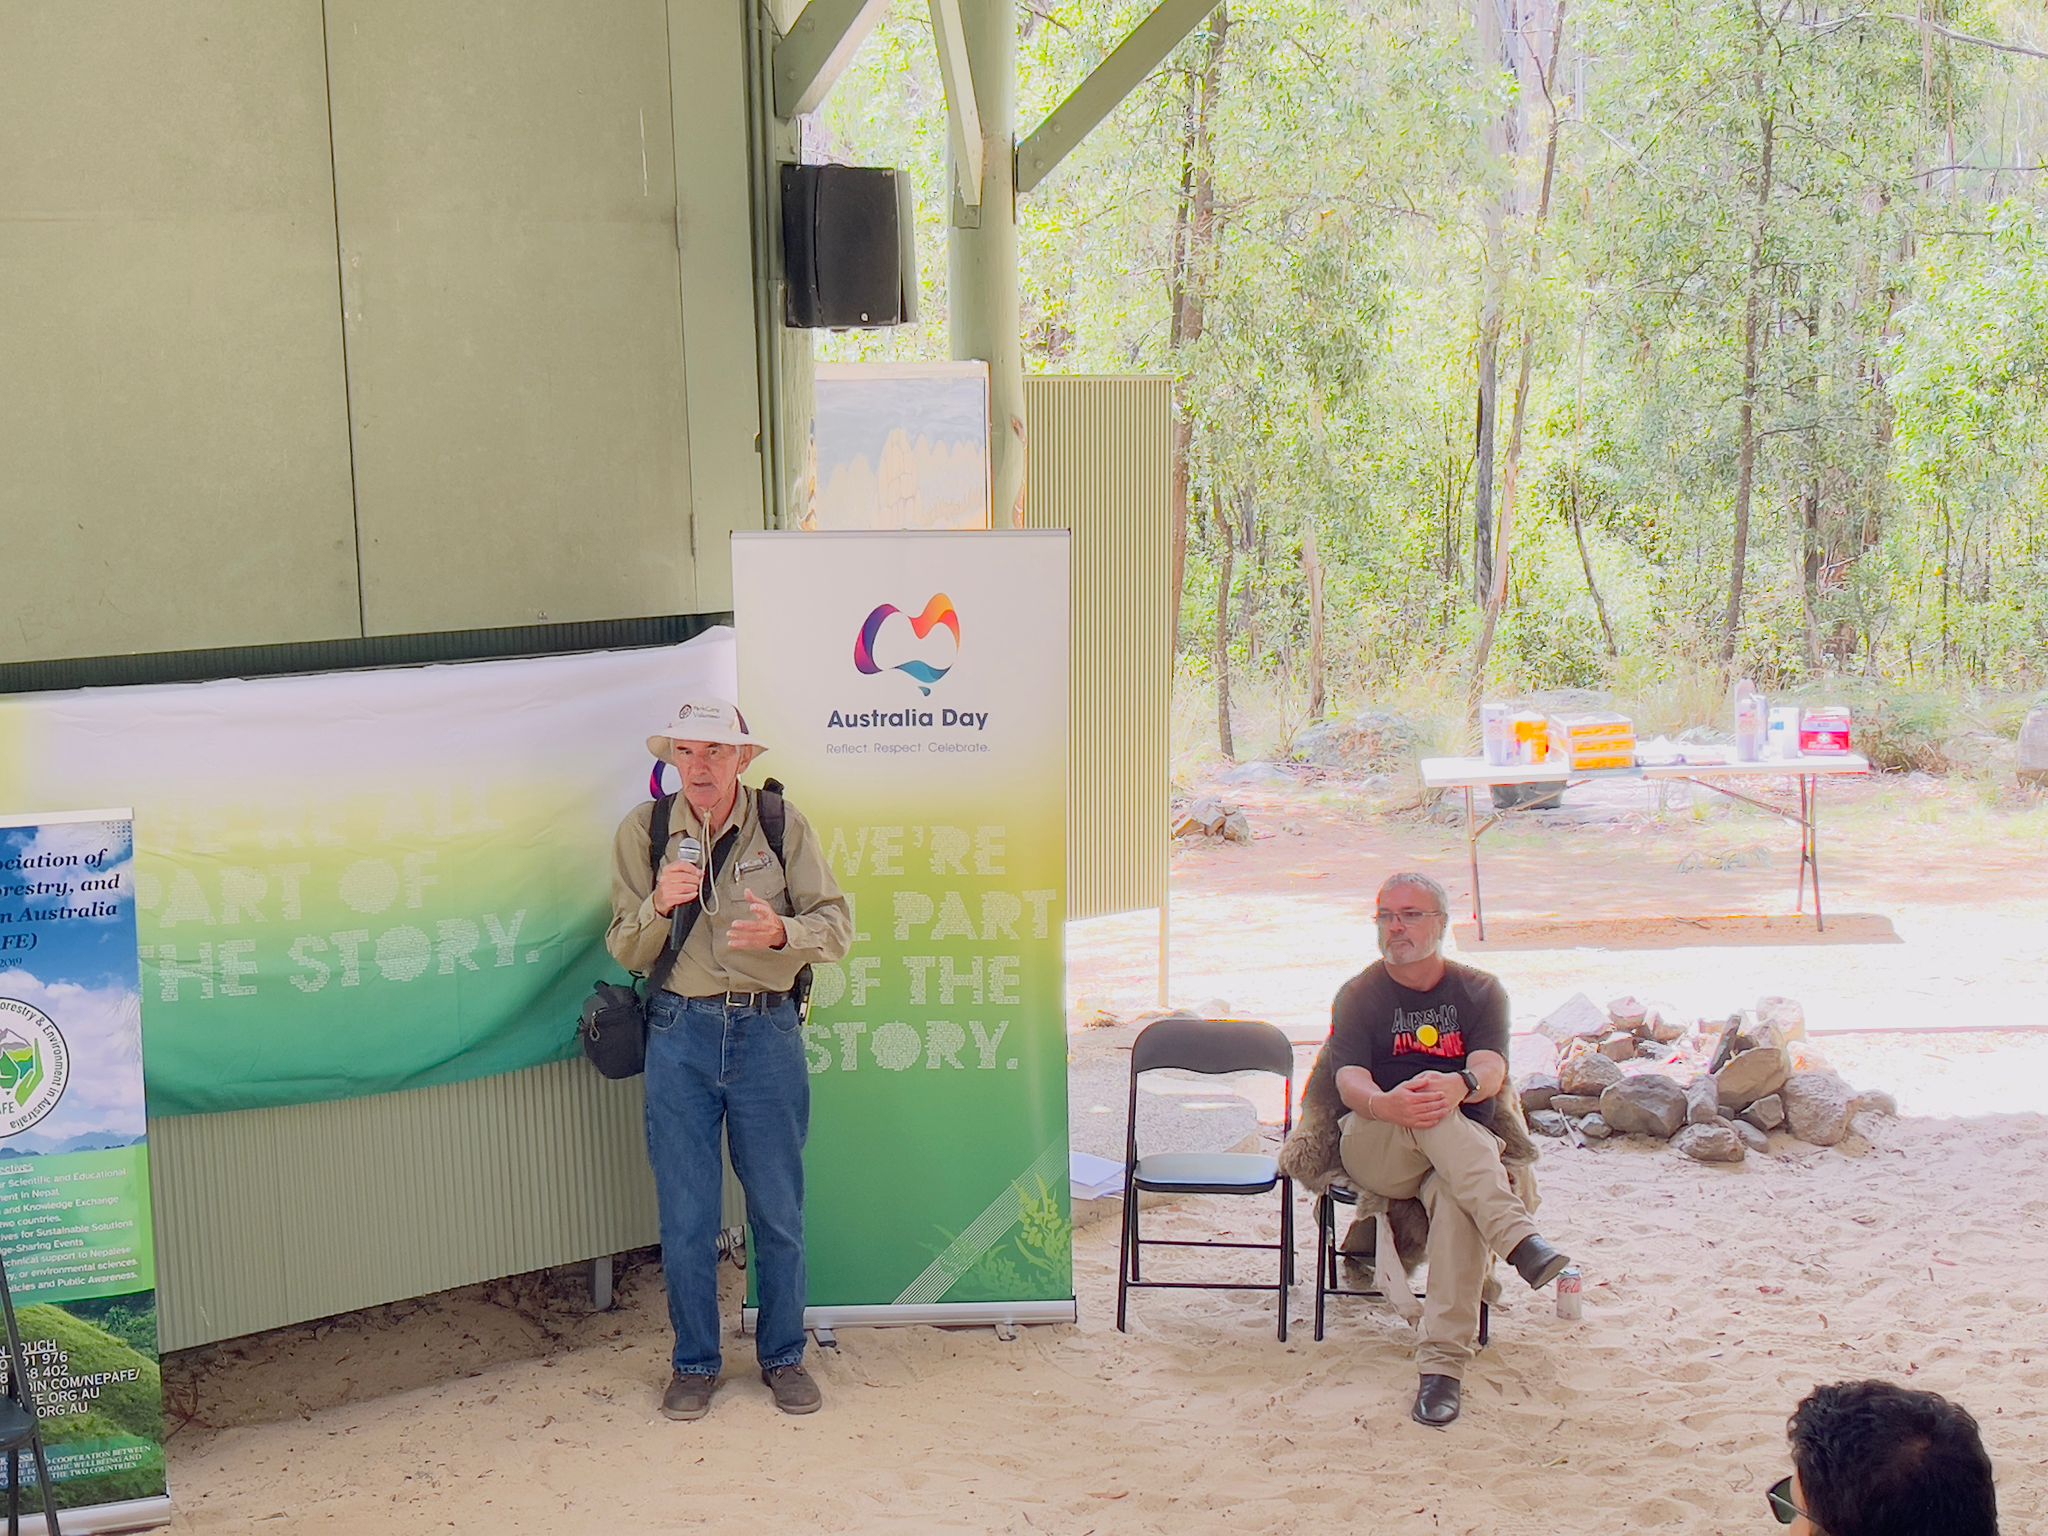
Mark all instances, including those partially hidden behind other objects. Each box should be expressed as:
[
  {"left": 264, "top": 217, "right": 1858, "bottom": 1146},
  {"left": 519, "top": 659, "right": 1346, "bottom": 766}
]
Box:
[{"left": 159, "top": 772, "right": 2048, "bottom": 1534}]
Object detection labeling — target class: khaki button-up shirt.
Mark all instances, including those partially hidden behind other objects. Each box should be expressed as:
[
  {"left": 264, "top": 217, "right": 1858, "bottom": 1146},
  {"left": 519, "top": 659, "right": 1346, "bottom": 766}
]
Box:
[{"left": 606, "top": 785, "right": 852, "bottom": 997}]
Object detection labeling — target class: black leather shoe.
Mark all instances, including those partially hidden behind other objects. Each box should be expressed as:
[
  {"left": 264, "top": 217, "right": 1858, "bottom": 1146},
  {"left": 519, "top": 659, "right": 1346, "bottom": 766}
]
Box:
[
  {"left": 1507, "top": 1233, "right": 1571, "bottom": 1290},
  {"left": 1412, "top": 1373, "right": 1461, "bottom": 1426}
]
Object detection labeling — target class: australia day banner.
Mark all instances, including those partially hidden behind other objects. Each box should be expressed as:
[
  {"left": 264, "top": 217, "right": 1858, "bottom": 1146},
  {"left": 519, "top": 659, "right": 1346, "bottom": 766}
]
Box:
[
  {"left": 734, "top": 530, "right": 1074, "bottom": 1324},
  {"left": 0, "top": 809, "right": 170, "bottom": 1529},
  {"left": 0, "top": 632, "right": 737, "bottom": 1117}
]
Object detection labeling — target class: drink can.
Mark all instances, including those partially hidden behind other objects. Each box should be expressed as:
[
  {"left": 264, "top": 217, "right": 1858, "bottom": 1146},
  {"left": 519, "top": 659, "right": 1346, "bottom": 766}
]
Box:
[{"left": 1555, "top": 1265, "right": 1583, "bottom": 1320}]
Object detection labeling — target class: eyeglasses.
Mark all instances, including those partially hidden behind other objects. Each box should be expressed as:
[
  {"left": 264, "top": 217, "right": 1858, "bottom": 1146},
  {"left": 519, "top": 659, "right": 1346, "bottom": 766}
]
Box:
[
  {"left": 1767, "top": 1475, "right": 1819, "bottom": 1529},
  {"left": 1374, "top": 909, "right": 1444, "bottom": 926}
]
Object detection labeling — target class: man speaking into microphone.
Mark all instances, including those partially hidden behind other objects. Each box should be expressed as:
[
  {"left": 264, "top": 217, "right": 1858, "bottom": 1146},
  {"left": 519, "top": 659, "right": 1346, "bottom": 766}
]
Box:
[{"left": 606, "top": 699, "right": 852, "bottom": 1422}]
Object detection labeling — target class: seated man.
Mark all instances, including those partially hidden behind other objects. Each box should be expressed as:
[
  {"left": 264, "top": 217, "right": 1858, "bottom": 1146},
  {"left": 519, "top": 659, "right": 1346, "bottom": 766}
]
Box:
[
  {"left": 1773, "top": 1380, "right": 1999, "bottom": 1535},
  {"left": 1314, "top": 871, "right": 1570, "bottom": 1427}
]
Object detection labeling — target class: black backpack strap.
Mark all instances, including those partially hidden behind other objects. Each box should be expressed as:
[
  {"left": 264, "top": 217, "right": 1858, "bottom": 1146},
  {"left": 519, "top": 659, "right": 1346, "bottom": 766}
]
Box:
[
  {"left": 642, "top": 793, "right": 684, "bottom": 994},
  {"left": 758, "top": 778, "right": 788, "bottom": 868},
  {"left": 648, "top": 792, "right": 675, "bottom": 879},
  {"left": 754, "top": 778, "right": 812, "bottom": 1017}
]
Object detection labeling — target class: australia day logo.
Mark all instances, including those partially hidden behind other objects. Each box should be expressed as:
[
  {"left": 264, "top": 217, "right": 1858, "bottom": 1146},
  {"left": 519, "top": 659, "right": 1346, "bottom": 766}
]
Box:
[
  {"left": 853, "top": 594, "right": 961, "bottom": 696},
  {"left": 0, "top": 998, "right": 69, "bottom": 1138}
]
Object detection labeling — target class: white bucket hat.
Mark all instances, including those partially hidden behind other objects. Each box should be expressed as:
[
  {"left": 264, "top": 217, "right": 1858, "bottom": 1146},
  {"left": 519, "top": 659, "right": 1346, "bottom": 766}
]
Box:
[{"left": 646, "top": 698, "right": 768, "bottom": 764}]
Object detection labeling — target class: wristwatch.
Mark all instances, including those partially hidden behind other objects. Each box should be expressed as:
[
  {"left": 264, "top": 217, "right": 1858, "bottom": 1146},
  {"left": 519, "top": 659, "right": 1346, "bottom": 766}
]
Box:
[{"left": 1457, "top": 1068, "right": 1481, "bottom": 1099}]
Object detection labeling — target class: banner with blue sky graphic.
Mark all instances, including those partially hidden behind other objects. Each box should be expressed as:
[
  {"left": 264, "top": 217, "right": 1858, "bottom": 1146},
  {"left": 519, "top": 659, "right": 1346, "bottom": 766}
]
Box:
[{"left": 0, "top": 809, "right": 168, "bottom": 1528}]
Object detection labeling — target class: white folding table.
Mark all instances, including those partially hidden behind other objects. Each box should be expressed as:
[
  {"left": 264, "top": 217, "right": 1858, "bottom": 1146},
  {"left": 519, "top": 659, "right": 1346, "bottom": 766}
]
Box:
[{"left": 1419, "top": 753, "right": 1871, "bottom": 939}]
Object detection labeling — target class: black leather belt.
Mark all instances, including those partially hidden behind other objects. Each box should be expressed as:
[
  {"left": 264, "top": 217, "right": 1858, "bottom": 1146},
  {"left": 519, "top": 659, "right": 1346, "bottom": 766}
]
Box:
[{"left": 694, "top": 988, "right": 792, "bottom": 1009}]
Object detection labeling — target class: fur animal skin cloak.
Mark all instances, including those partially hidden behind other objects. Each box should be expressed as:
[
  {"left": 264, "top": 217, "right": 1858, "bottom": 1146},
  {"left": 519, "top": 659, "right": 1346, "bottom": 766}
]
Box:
[{"left": 1278, "top": 1038, "right": 1541, "bottom": 1280}]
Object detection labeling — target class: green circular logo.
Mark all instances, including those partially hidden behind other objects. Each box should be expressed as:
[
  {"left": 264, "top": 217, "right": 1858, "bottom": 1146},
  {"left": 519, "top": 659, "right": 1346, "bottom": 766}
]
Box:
[{"left": 0, "top": 998, "right": 70, "bottom": 1138}]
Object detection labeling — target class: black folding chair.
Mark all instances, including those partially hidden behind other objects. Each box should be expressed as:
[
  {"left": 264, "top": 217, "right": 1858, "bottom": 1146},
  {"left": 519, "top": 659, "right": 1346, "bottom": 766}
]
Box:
[
  {"left": 1115, "top": 1015, "right": 1296, "bottom": 1340},
  {"left": 0, "top": 1249, "right": 59, "bottom": 1536},
  {"left": 1313, "top": 1182, "right": 1489, "bottom": 1347}
]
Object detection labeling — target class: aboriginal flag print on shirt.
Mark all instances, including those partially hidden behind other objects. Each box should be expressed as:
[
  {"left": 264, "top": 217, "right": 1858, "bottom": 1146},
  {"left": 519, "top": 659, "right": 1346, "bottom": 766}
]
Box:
[{"left": 1327, "top": 961, "right": 1511, "bottom": 1128}]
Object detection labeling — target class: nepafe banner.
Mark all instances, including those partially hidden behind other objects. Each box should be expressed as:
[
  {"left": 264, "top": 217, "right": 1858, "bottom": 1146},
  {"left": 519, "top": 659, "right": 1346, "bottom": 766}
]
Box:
[
  {"left": 0, "top": 809, "right": 169, "bottom": 1529},
  {"left": 735, "top": 531, "right": 1074, "bottom": 1323},
  {"left": 0, "top": 634, "right": 735, "bottom": 1116}
]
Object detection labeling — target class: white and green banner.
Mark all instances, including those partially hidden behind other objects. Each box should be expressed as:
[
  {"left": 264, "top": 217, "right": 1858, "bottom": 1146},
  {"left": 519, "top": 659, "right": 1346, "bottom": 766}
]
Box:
[
  {"left": 0, "top": 809, "right": 169, "bottom": 1529},
  {"left": 734, "top": 530, "right": 1074, "bottom": 1324},
  {"left": 0, "top": 633, "right": 737, "bottom": 1116}
]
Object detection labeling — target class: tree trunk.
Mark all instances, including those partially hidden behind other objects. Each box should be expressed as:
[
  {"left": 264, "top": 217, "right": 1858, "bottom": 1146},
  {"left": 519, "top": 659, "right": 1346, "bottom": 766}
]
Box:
[
  {"left": 1472, "top": 318, "right": 1501, "bottom": 601},
  {"left": 1798, "top": 481, "right": 1823, "bottom": 672},
  {"left": 1212, "top": 486, "right": 1236, "bottom": 760},
  {"left": 1568, "top": 306, "right": 1618, "bottom": 656},
  {"left": 1468, "top": 0, "right": 1569, "bottom": 700},
  {"left": 1570, "top": 481, "right": 1618, "bottom": 659},
  {"left": 1465, "top": 0, "right": 1554, "bottom": 604},
  {"left": 1720, "top": 71, "right": 1777, "bottom": 671},
  {"left": 1238, "top": 487, "right": 1259, "bottom": 668},
  {"left": 1165, "top": 6, "right": 1229, "bottom": 647},
  {"left": 1302, "top": 517, "right": 1327, "bottom": 721}
]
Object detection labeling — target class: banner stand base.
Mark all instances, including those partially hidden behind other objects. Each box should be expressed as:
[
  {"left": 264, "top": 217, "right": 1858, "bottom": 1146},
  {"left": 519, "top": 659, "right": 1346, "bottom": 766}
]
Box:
[
  {"left": 46, "top": 1495, "right": 173, "bottom": 1534},
  {"left": 743, "top": 1299, "right": 1077, "bottom": 1334}
]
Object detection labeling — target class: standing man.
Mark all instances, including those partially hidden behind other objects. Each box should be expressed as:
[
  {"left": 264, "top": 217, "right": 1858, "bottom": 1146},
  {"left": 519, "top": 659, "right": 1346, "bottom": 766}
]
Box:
[
  {"left": 1314, "top": 870, "right": 1571, "bottom": 1427},
  {"left": 607, "top": 699, "right": 852, "bottom": 1422}
]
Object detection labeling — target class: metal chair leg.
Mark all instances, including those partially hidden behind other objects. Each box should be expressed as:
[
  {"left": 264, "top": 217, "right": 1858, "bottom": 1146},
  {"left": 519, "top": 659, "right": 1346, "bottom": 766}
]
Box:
[
  {"left": 27, "top": 1434, "right": 55, "bottom": 1536},
  {"left": 1277, "top": 1179, "right": 1292, "bottom": 1342},
  {"left": 1312, "top": 1193, "right": 1329, "bottom": 1341},
  {"left": 1115, "top": 1185, "right": 1133, "bottom": 1332},
  {"left": 1128, "top": 1187, "right": 1142, "bottom": 1283}
]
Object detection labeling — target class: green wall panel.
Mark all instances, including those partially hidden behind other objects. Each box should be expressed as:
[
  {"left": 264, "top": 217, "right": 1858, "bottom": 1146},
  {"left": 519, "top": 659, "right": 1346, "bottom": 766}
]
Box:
[
  {"left": 672, "top": 0, "right": 776, "bottom": 600},
  {"left": 0, "top": 0, "right": 362, "bottom": 663},
  {"left": 151, "top": 1061, "right": 664, "bottom": 1349},
  {"left": 327, "top": 0, "right": 699, "bottom": 635},
  {"left": 1023, "top": 376, "right": 1172, "bottom": 922}
]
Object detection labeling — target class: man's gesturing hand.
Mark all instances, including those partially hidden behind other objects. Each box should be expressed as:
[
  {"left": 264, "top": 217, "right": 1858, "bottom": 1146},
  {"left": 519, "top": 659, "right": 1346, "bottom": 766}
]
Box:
[
  {"left": 653, "top": 858, "right": 704, "bottom": 917},
  {"left": 1371, "top": 1077, "right": 1458, "bottom": 1130},
  {"left": 726, "top": 889, "right": 788, "bottom": 952}
]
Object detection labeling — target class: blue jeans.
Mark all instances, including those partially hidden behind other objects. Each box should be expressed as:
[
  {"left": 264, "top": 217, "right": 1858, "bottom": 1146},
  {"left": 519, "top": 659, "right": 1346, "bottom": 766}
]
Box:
[{"left": 643, "top": 991, "right": 810, "bottom": 1377}]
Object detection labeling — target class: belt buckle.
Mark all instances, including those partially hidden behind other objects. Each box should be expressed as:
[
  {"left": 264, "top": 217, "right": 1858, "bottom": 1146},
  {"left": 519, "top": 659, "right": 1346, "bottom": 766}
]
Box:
[{"left": 724, "top": 988, "right": 759, "bottom": 1008}]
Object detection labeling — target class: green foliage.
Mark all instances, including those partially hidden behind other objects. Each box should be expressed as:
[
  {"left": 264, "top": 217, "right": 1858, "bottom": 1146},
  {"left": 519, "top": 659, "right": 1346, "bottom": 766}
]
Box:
[
  {"left": 1816, "top": 681, "right": 1963, "bottom": 772},
  {"left": 63, "top": 1292, "right": 159, "bottom": 1358},
  {"left": 820, "top": 0, "right": 2048, "bottom": 745},
  {"left": 942, "top": 1179, "right": 1072, "bottom": 1303},
  {"left": 14, "top": 1304, "right": 164, "bottom": 1443}
]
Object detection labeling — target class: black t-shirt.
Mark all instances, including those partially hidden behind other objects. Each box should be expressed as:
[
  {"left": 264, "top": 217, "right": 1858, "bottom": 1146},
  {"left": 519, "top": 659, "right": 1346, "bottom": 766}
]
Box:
[{"left": 1327, "top": 960, "right": 1510, "bottom": 1128}]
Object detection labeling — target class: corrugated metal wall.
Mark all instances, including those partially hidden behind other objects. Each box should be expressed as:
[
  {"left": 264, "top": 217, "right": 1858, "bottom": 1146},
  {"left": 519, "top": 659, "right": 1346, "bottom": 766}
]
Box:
[
  {"left": 151, "top": 1060, "right": 746, "bottom": 1349},
  {"left": 1022, "top": 376, "right": 1172, "bottom": 922}
]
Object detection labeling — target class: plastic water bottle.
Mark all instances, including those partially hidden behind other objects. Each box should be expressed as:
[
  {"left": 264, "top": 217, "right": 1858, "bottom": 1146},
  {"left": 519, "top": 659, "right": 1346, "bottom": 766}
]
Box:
[{"left": 1733, "top": 683, "right": 1766, "bottom": 763}]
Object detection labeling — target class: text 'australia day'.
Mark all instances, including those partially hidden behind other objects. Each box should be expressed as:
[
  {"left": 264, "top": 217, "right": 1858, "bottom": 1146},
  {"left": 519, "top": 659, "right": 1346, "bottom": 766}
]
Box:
[{"left": 826, "top": 709, "right": 990, "bottom": 731}]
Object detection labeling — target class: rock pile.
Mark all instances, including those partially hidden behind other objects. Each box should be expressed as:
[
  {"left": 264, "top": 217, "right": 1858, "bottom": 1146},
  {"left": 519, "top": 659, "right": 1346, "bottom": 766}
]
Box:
[
  {"left": 1291, "top": 709, "right": 1419, "bottom": 773},
  {"left": 1523, "top": 993, "right": 1896, "bottom": 1163},
  {"left": 1170, "top": 797, "right": 1252, "bottom": 844}
]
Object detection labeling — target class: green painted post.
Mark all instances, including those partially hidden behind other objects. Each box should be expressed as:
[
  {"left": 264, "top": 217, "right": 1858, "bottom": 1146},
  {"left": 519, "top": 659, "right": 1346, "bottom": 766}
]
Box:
[{"left": 948, "top": 2, "right": 1024, "bottom": 528}]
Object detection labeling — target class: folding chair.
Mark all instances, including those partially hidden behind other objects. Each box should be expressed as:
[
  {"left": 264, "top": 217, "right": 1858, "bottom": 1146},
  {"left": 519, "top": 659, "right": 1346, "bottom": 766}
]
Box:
[
  {"left": 0, "top": 1248, "right": 59, "bottom": 1536},
  {"left": 1115, "top": 1015, "right": 1296, "bottom": 1340},
  {"left": 1312, "top": 1181, "right": 1489, "bottom": 1347}
]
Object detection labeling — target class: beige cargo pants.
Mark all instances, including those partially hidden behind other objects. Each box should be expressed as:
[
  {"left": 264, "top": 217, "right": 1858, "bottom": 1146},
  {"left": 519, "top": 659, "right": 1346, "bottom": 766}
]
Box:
[{"left": 1338, "top": 1109, "right": 1538, "bottom": 1379}]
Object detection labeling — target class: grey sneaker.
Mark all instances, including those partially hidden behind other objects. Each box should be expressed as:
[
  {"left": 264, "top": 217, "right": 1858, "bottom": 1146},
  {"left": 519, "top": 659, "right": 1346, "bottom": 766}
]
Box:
[
  {"left": 661, "top": 1373, "right": 717, "bottom": 1421},
  {"left": 762, "top": 1362, "right": 823, "bottom": 1415}
]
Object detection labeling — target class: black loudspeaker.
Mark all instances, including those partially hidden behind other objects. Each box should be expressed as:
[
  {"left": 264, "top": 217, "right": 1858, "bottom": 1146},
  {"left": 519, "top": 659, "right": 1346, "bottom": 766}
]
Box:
[{"left": 780, "top": 163, "right": 916, "bottom": 329}]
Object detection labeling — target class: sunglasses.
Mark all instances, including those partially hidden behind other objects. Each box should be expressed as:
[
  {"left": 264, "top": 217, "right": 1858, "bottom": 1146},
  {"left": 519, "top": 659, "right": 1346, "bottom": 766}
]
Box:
[{"left": 1767, "top": 1476, "right": 1819, "bottom": 1529}]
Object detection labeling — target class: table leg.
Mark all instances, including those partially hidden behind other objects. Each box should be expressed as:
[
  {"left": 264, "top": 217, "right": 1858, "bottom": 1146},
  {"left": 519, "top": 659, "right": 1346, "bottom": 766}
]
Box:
[
  {"left": 1465, "top": 786, "right": 1485, "bottom": 941},
  {"left": 1795, "top": 775, "right": 1810, "bottom": 915},
  {"left": 1808, "top": 775, "right": 1826, "bottom": 932}
]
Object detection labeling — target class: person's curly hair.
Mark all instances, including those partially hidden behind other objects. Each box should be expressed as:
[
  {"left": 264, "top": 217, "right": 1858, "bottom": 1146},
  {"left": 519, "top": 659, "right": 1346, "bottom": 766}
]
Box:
[{"left": 1789, "top": 1379, "right": 1998, "bottom": 1536}]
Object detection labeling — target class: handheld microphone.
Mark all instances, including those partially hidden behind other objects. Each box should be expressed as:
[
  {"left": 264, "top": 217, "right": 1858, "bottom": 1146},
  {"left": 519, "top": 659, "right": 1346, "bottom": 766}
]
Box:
[{"left": 671, "top": 836, "right": 708, "bottom": 945}]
